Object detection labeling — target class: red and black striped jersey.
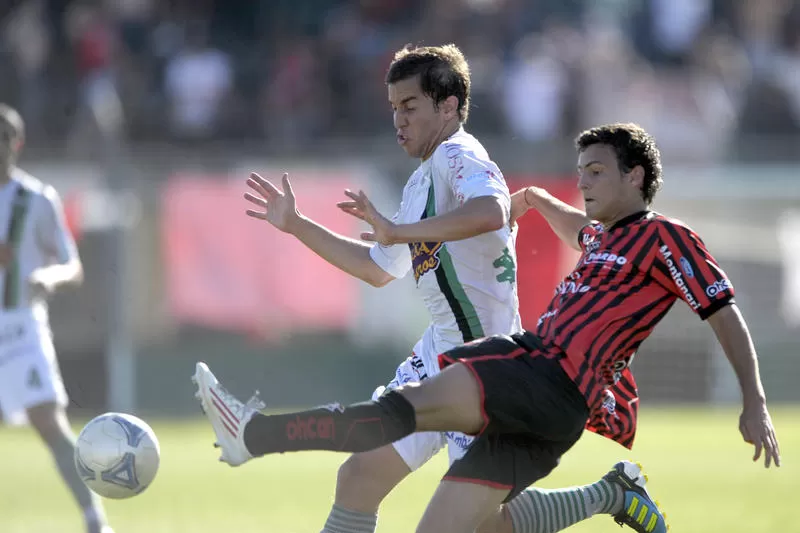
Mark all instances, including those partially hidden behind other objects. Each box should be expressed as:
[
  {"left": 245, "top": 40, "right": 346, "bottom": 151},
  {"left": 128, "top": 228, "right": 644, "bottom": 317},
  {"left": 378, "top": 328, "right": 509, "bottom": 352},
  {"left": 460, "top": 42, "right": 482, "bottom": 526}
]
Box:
[{"left": 533, "top": 210, "right": 735, "bottom": 449}]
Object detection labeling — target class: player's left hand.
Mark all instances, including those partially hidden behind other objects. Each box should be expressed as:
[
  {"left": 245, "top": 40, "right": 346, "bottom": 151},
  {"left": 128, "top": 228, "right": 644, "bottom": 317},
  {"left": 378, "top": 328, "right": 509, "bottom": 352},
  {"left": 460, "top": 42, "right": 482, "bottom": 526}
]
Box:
[
  {"left": 337, "top": 189, "right": 397, "bottom": 245},
  {"left": 509, "top": 187, "right": 533, "bottom": 227},
  {"left": 739, "top": 401, "right": 781, "bottom": 468}
]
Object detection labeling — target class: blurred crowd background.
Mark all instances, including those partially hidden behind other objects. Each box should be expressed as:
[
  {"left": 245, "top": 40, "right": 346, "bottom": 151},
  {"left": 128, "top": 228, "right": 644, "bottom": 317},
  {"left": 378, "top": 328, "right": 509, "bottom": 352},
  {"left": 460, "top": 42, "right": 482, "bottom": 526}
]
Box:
[{"left": 3, "top": 0, "right": 800, "bottom": 162}]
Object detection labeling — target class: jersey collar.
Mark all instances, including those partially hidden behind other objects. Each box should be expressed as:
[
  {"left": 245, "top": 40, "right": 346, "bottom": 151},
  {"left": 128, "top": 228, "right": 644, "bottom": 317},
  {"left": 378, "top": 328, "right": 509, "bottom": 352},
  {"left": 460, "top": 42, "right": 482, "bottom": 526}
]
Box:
[{"left": 607, "top": 210, "right": 654, "bottom": 232}]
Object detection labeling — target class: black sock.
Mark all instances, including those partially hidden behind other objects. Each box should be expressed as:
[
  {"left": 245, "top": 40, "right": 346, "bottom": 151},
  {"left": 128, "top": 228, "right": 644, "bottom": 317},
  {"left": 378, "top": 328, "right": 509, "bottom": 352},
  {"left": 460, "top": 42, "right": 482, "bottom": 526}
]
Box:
[{"left": 243, "top": 390, "right": 416, "bottom": 456}]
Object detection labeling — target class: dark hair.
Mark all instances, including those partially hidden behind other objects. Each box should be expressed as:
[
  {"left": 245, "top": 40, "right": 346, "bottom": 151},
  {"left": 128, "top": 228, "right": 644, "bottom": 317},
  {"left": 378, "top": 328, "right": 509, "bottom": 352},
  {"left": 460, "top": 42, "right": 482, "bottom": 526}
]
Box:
[
  {"left": 576, "top": 123, "right": 663, "bottom": 204},
  {"left": 385, "top": 44, "right": 471, "bottom": 123},
  {"left": 0, "top": 104, "right": 24, "bottom": 140}
]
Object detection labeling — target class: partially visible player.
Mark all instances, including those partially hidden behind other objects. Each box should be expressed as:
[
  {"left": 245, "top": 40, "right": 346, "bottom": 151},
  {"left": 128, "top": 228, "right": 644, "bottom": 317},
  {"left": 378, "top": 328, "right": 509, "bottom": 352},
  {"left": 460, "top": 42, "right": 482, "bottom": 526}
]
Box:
[
  {"left": 195, "top": 123, "right": 780, "bottom": 533},
  {"left": 0, "top": 104, "right": 113, "bottom": 533},
  {"left": 240, "top": 44, "right": 523, "bottom": 533}
]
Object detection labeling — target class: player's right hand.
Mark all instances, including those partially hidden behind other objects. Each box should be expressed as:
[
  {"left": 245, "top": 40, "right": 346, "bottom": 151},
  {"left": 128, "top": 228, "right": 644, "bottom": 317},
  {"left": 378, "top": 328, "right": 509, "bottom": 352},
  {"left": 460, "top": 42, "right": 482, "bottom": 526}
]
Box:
[{"left": 244, "top": 172, "right": 300, "bottom": 233}]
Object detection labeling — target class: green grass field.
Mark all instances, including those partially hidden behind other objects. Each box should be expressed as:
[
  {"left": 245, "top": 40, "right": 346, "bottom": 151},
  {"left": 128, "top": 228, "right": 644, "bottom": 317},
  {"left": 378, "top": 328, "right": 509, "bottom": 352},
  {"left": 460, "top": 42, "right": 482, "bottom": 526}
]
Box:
[{"left": 0, "top": 407, "right": 796, "bottom": 533}]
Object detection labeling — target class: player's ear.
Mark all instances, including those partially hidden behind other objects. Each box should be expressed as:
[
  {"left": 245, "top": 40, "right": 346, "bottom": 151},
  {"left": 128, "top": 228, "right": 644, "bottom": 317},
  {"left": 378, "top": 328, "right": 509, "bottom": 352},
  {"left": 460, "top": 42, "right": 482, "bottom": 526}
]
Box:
[
  {"left": 440, "top": 95, "right": 459, "bottom": 120},
  {"left": 627, "top": 165, "right": 644, "bottom": 190}
]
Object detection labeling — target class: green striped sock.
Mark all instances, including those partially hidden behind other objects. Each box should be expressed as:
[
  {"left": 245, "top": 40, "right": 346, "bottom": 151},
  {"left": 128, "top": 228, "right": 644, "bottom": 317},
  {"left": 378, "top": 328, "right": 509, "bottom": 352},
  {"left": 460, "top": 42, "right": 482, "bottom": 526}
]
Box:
[
  {"left": 321, "top": 505, "right": 377, "bottom": 533},
  {"left": 506, "top": 480, "right": 623, "bottom": 533}
]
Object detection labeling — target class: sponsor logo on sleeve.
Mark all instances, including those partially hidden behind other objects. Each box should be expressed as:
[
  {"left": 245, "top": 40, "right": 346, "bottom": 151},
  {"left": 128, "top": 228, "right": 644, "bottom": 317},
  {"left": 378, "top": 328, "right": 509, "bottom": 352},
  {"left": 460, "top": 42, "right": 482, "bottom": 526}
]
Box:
[
  {"left": 660, "top": 245, "right": 700, "bottom": 309},
  {"left": 679, "top": 256, "right": 695, "bottom": 278},
  {"left": 705, "top": 279, "right": 733, "bottom": 298}
]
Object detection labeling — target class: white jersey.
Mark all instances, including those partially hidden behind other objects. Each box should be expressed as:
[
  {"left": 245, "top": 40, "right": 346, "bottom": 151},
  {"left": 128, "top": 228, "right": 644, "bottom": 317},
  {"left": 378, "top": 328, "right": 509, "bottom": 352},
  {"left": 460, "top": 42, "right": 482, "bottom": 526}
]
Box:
[
  {"left": 370, "top": 128, "right": 523, "bottom": 372},
  {"left": 0, "top": 168, "right": 78, "bottom": 327}
]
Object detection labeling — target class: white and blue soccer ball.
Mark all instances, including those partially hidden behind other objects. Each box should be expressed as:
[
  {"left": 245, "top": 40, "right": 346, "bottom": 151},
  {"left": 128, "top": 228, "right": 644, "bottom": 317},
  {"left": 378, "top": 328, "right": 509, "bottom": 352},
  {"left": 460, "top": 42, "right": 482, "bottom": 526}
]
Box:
[{"left": 74, "top": 412, "right": 161, "bottom": 499}]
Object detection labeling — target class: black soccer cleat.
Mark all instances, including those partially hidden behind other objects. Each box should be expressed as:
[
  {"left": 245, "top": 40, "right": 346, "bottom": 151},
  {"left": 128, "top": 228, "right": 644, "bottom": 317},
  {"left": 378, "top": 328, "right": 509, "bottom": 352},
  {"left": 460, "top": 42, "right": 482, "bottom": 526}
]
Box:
[{"left": 603, "top": 461, "right": 668, "bottom": 533}]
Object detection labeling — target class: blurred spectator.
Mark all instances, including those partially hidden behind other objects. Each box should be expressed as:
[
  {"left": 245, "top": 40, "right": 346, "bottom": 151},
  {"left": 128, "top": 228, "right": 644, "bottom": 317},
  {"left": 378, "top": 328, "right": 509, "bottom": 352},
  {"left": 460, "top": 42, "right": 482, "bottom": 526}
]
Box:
[
  {"left": 164, "top": 22, "right": 232, "bottom": 141},
  {"left": 773, "top": 3, "right": 800, "bottom": 129},
  {"left": 3, "top": 0, "right": 51, "bottom": 136},
  {"left": 65, "top": 1, "right": 125, "bottom": 154},
  {"left": 108, "top": 0, "right": 155, "bottom": 56},
  {"left": 0, "top": 0, "right": 799, "bottom": 159},
  {"left": 501, "top": 32, "right": 569, "bottom": 141},
  {"left": 637, "top": 0, "right": 712, "bottom": 65},
  {"left": 260, "top": 38, "right": 328, "bottom": 143}
]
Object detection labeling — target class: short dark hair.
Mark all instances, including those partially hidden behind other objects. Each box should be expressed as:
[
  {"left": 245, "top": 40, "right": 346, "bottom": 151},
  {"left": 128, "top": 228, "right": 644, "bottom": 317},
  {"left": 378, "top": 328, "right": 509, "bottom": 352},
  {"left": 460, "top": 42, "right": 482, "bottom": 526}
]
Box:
[
  {"left": 385, "top": 44, "right": 471, "bottom": 123},
  {"left": 576, "top": 123, "right": 663, "bottom": 204},
  {"left": 0, "top": 104, "right": 24, "bottom": 140}
]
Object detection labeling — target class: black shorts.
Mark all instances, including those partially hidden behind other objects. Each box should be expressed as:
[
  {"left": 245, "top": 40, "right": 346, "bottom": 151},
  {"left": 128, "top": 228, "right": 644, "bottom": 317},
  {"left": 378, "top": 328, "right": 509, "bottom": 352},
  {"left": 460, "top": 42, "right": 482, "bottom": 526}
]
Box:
[{"left": 438, "top": 332, "right": 589, "bottom": 502}]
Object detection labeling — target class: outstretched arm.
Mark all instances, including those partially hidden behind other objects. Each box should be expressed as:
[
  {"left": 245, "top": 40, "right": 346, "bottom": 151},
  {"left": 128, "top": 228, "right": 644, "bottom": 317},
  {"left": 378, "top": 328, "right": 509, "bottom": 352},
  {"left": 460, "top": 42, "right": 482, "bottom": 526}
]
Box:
[
  {"left": 707, "top": 304, "right": 781, "bottom": 468},
  {"left": 338, "top": 191, "right": 506, "bottom": 245},
  {"left": 510, "top": 186, "right": 591, "bottom": 251},
  {"left": 290, "top": 217, "right": 394, "bottom": 288},
  {"left": 246, "top": 173, "right": 394, "bottom": 288}
]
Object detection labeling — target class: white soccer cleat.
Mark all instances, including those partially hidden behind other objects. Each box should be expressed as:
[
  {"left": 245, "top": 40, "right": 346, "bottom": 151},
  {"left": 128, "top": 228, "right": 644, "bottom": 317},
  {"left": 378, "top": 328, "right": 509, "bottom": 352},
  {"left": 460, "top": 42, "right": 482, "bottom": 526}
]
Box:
[{"left": 192, "top": 362, "right": 265, "bottom": 466}]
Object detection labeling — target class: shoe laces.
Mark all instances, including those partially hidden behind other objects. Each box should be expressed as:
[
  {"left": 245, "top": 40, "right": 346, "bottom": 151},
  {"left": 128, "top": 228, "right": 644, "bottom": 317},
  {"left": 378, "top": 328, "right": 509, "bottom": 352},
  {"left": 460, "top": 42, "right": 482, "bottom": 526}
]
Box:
[
  {"left": 213, "top": 383, "right": 264, "bottom": 418},
  {"left": 245, "top": 390, "right": 266, "bottom": 412}
]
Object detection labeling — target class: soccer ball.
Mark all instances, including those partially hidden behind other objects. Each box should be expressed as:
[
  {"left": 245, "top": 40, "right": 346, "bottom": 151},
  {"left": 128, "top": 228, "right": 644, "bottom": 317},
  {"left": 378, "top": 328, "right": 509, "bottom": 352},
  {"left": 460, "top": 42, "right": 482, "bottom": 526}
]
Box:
[{"left": 74, "top": 412, "right": 161, "bottom": 499}]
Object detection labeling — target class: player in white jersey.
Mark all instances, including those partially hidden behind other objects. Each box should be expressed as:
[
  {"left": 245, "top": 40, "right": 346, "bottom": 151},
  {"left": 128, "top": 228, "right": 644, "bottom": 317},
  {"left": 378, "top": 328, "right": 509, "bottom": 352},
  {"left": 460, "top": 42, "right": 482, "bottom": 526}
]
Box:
[
  {"left": 367, "top": 125, "right": 522, "bottom": 466},
  {"left": 223, "top": 45, "right": 521, "bottom": 533},
  {"left": 0, "top": 105, "right": 113, "bottom": 533}
]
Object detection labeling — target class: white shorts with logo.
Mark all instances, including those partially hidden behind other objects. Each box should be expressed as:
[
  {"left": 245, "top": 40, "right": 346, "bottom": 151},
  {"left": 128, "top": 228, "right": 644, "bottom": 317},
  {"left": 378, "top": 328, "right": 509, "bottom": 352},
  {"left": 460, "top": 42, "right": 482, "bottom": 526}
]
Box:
[
  {"left": 371, "top": 339, "right": 474, "bottom": 471},
  {"left": 0, "top": 311, "right": 68, "bottom": 425}
]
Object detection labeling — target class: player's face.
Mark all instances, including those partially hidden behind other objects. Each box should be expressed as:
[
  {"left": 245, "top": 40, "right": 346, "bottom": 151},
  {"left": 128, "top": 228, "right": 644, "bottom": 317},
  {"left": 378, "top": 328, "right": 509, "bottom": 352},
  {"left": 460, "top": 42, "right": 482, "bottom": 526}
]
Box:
[
  {"left": 0, "top": 118, "right": 21, "bottom": 168},
  {"left": 389, "top": 76, "right": 449, "bottom": 160},
  {"left": 577, "top": 144, "right": 643, "bottom": 224}
]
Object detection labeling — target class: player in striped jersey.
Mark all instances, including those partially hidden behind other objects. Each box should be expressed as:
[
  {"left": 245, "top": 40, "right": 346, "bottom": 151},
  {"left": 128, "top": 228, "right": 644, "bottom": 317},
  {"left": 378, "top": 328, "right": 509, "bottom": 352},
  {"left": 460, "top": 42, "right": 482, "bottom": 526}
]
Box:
[
  {"left": 196, "top": 123, "right": 780, "bottom": 533},
  {"left": 0, "top": 105, "right": 113, "bottom": 533}
]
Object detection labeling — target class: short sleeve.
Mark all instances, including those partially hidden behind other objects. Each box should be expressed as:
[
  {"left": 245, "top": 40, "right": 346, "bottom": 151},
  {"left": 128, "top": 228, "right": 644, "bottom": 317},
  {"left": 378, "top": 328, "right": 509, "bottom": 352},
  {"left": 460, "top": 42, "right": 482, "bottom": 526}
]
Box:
[
  {"left": 434, "top": 142, "right": 510, "bottom": 219},
  {"left": 578, "top": 223, "right": 604, "bottom": 253},
  {"left": 36, "top": 186, "right": 79, "bottom": 264},
  {"left": 369, "top": 242, "right": 412, "bottom": 279},
  {"left": 653, "top": 220, "right": 734, "bottom": 320}
]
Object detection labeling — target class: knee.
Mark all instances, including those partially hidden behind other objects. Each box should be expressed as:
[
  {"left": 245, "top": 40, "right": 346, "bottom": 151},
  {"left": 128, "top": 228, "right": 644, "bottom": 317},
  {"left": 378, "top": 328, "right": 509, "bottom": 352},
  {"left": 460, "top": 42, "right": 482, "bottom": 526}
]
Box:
[
  {"left": 476, "top": 505, "right": 514, "bottom": 533},
  {"left": 335, "top": 451, "right": 409, "bottom": 510},
  {"left": 336, "top": 453, "right": 383, "bottom": 494}
]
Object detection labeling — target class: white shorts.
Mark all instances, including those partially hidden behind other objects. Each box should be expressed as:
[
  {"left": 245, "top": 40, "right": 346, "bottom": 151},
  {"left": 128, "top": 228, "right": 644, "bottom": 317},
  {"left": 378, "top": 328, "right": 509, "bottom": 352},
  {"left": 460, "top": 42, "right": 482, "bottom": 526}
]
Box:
[
  {"left": 0, "top": 313, "right": 68, "bottom": 426},
  {"left": 371, "top": 340, "right": 474, "bottom": 471}
]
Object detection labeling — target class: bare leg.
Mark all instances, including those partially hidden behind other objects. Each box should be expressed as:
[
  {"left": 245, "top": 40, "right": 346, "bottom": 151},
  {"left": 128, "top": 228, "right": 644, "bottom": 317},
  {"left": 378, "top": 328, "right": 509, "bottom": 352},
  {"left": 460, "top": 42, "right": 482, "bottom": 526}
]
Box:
[
  {"left": 416, "top": 480, "right": 509, "bottom": 533},
  {"left": 27, "top": 402, "right": 109, "bottom": 533},
  {"left": 399, "top": 362, "right": 484, "bottom": 433},
  {"left": 333, "top": 446, "right": 411, "bottom": 513},
  {"left": 477, "top": 505, "right": 514, "bottom": 533},
  {"left": 320, "top": 446, "right": 412, "bottom": 533}
]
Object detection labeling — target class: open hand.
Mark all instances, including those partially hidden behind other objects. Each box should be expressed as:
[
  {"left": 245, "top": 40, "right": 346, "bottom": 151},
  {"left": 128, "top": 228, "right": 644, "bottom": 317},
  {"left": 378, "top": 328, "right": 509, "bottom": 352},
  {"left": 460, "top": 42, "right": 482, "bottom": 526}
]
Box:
[
  {"left": 336, "top": 189, "right": 397, "bottom": 245},
  {"left": 244, "top": 173, "right": 301, "bottom": 234}
]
